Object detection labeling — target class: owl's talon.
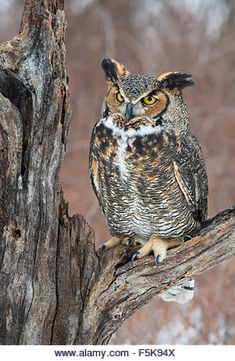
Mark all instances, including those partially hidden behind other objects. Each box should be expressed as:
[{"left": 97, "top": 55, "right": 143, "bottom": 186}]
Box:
[
  {"left": 184, "top": 234, "right": 192, "bottom": 241},
  {"left": 127, "top": 239, "right": 132, "bottom": 248},
  {"left": 156, "top": 255, "right": 161, "bottom": 266},
  {"left": 131, "top": 251, "right": 140, "bottom": 262},
  {"left": 99, "top": 244, "right": 107, "bottom": 251}
]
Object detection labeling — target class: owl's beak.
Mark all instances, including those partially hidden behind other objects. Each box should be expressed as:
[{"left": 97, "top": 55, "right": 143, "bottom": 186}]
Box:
[{"left": 125, "top": 103, "right": 134, "bottom": 122}]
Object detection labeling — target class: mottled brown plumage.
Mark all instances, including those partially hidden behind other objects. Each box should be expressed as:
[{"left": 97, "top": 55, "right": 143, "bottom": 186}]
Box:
[{"left": 89, "top": 58, "right": 208, "bottom": 303}]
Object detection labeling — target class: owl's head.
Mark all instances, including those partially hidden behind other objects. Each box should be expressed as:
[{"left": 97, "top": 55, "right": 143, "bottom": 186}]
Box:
[{"left": 101, "top": 58, "right": 194, "bottom": 132}]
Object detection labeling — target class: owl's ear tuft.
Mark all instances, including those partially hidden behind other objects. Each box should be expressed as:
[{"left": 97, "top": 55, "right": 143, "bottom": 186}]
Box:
[
  {"left": 158, "top": 72, "right": 194, "bottom": 90},
  {"left": 101, "top": 58, "right": 129, "bottom": 83}
]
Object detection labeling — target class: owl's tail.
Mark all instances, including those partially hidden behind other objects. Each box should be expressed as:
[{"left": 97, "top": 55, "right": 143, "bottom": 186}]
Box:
[{"left": 158, "top": 279, "right": 194, "bottom": 304}]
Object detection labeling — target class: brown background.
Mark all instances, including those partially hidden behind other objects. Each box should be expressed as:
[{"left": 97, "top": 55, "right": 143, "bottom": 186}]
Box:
[{"left": 1, "top": 0, "right": 235, "bottom": 344}]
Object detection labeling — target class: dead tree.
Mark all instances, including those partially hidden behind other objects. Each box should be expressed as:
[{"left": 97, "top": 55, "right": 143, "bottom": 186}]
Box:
[{"left": 0, "top": 0, "right": 234, "bottom": 345}]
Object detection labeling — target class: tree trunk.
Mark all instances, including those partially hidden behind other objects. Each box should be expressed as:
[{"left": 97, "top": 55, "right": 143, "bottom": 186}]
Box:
[{"left": 0, "top": 0, "right": 234, "bottom": 345}]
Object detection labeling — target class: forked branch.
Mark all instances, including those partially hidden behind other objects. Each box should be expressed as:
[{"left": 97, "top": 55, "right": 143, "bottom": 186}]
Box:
[{"left": 54, "top": 199, "right": 235, "bottom": 344}]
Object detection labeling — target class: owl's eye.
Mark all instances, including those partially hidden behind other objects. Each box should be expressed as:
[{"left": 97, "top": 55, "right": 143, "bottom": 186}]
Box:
[
  {"left": 116, "top": 92, "right": 124, "bottom": 103},
  {"left": 142, "top": 95, "right": 158, "bottom": 106}
]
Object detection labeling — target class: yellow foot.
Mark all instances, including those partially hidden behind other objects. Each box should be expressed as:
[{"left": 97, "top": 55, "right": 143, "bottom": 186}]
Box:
[
  {"left": 99, "top": 236, "right": 128, "bottom": 251},
  {"left": 131, "top": 236, "right": 183, "bottom": 266}
]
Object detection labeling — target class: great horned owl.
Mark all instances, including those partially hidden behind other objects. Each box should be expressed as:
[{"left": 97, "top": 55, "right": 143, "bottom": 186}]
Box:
[{"left": 89, "top": 58, "right": 208, "bottom": 303}]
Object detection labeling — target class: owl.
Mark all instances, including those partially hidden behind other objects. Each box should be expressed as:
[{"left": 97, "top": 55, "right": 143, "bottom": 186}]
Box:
[{"left": 89, "top": 58, "right": 208, "bottom": 303}]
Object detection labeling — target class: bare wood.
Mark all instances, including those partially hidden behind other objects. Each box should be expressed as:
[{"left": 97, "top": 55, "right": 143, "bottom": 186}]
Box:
[
  {"left": 0, "top": 0, "right": 71, "bottom": 345},
  {"left": 0, "top": 0, "right": 234, "bottom": 345}
]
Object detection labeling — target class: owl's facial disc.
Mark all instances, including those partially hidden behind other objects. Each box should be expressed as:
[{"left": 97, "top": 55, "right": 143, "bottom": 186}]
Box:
[
  {"left": 111, "top": 87, "right": 168, "bottom": 122},
  {"left": 106, "top": 78, "right": 169, "bottom": 124}
]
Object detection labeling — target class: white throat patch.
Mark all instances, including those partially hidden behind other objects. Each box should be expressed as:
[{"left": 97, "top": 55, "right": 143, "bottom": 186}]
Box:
[{"left": 101, "top": 116, "right": 162, "bottom": 138}]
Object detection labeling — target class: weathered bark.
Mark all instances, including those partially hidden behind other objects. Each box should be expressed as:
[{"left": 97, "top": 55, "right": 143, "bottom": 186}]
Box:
[
  {"left": 0, "top": 0, "right": 70, "bottom": 345},
  {"left": 0, "top": 0, "right": 234, "bottom": 345}
]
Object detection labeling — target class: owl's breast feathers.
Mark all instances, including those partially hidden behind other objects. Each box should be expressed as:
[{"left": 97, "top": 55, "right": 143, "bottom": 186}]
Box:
[{"left": 89, "top": 114, "right": 207, "bottom": 238}]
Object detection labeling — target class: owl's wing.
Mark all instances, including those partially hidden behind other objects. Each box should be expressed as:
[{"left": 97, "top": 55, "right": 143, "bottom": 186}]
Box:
[
  {"left": 89, "top": 153, "right": 101, "bottom": 198},
  {"left": 174, "top": 135, "right": 208, "bottom": 222},
  {"left": 89, "top": 130, "right": 104, "bottom": 211}
]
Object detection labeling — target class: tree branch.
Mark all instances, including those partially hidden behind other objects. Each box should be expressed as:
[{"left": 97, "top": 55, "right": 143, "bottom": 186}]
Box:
[{"left": 54, "top": 198, "right": 235, "bottom": 344}]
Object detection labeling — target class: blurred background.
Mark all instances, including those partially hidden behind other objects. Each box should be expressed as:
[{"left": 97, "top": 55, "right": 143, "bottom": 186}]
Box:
[{"left": 1, "top": 0, "right": 235, "bottom": 345}]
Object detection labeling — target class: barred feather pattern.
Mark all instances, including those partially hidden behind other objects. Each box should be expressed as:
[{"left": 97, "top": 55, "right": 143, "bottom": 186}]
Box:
[{"left": 90, "top": 115, "right": 203, "bottom": 243}]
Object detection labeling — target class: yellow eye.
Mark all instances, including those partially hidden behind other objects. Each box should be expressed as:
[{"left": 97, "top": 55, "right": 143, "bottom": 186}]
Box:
[
  {"left": 116, "top": 92, "right": 124, "bottom": 103},
  {"left": 142, "top": 95, "right": 157, "bottom": 106}
]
